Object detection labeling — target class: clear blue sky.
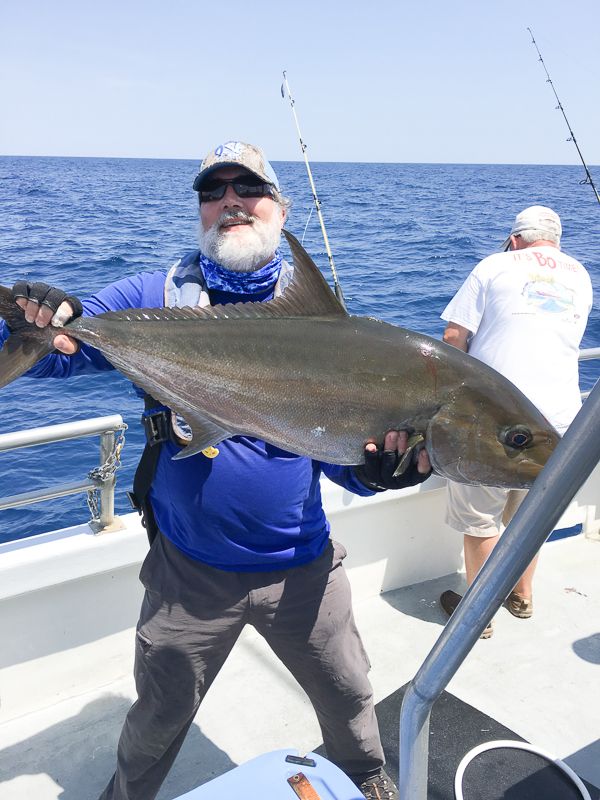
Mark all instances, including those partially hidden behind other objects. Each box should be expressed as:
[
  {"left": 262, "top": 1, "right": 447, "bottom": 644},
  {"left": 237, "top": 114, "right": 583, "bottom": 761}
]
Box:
[{"left": 2, "top": 0, "right": 599, "bottom": 165}]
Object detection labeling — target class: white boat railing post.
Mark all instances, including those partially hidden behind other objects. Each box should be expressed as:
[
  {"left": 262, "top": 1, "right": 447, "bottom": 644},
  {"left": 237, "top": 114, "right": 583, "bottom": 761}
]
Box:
[
  {"left": 398, "top": 378, "right": 600, "bottom": 800},
  {"left": 99, "top": 429, "right": 116, "bottom": 529}
]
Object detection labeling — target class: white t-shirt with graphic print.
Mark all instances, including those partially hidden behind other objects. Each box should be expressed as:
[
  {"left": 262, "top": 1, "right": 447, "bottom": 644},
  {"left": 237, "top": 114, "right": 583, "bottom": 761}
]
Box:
[{"left": 441, "top": 246, "right": 593, "bottom": 434}]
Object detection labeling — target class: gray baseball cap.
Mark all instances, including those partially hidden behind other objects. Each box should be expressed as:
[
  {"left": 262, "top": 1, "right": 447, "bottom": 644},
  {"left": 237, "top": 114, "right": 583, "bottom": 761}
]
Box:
[
  {"left": 193, "top": 141, "right": 280, "bottom": 192},
  {"left": 500, "top": 205, "right": 562, "bottom": 249}
]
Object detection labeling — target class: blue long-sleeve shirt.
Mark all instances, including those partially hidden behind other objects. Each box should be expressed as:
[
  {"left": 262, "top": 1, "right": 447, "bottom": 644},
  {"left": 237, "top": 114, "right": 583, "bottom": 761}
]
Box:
[{"left": 1, "top": 270, "right": 374, "bottom": 571}]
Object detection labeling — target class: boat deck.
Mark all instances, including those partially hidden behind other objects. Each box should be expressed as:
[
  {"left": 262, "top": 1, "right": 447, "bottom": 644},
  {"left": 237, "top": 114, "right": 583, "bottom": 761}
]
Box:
[{"left": 1, "top": 532, "right": 598, "bottom": 799}]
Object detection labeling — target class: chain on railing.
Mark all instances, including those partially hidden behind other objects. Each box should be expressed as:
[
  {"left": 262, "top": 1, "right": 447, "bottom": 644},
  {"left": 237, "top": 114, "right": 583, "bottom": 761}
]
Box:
[
  {"left": 0, "top": 415, "right": 128, "bottom": 534},
  {"left": 86, "top": 427, "right": 127, "bottom": 524}
]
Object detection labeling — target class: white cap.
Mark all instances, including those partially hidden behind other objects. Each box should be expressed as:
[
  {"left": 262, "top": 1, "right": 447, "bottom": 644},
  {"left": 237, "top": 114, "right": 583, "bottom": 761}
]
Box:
[
  {"left": 193, "top": 141, "right": 280, "bottom": 192},
  {"left": 500, "top": 206, "right": 562, "bottom": 250}
]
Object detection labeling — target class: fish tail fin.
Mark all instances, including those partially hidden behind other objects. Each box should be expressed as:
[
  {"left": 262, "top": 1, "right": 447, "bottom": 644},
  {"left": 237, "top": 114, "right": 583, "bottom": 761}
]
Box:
[{"left": 0, "top": 285, "right": 56, "bottom": 389}]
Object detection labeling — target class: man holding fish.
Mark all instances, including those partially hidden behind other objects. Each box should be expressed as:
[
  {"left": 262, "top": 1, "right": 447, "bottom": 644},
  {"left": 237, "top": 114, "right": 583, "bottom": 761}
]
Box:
[
  {"left": 440, "top": 206, "right": 592, "bottom": 638},
  {"left": 0, "top": 146, "right": 563, "bottom": 796},
  {"left": 4, "top": 142, "right": 432, "bottom": 800}
]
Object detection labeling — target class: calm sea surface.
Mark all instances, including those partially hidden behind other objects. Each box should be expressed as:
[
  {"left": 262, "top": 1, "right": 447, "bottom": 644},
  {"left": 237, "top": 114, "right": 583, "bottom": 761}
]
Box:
[{"left": 1, "top": 157, "right": 599, "bottom": 543}]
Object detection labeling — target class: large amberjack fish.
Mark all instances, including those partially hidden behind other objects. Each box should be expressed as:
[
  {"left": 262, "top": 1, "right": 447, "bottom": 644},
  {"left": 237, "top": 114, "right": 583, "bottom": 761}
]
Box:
[{"left": 0, "top": 231, "right": 559, "bottom": 488}]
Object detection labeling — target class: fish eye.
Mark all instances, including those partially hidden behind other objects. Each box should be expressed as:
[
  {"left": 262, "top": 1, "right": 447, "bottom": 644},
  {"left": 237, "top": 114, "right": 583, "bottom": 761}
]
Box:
[{"left": 505, "top": 426, "right": 533, "bottom": 449}]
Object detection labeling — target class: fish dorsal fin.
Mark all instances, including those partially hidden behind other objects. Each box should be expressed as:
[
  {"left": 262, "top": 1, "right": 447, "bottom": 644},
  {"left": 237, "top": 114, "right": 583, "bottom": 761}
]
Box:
[
  {"left": 94, "top": 229, "right": 347, "bottom": 325},
  {"left": 279, "top": 229, "right": 347, "bottom": 317}
]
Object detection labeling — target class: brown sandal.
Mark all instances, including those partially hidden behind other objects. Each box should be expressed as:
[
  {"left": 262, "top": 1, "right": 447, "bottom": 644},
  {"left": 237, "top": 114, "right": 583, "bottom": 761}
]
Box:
[{"left": 507, "top": 591, "right": 533, "bottom": 618}]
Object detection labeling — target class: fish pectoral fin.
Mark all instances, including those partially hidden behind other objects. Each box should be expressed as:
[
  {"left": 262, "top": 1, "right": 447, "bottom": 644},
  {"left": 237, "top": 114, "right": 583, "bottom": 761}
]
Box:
[
  {"left": 171, "top": 412, "right": 233, "bottom": 460},
  {"left": 392, "top": 433, "right": 425, "bottom": 477}
]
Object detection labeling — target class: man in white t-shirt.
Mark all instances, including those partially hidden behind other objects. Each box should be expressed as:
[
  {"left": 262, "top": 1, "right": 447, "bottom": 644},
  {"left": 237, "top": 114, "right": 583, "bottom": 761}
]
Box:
[{"left": 439, "top": 205, "right": 592, "bottom": 638}]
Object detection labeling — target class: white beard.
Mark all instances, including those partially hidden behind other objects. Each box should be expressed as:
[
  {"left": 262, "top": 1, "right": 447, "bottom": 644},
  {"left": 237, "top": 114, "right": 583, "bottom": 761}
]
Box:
[{"left": 198, "top": 211, "right": 283, "bottom": 272}]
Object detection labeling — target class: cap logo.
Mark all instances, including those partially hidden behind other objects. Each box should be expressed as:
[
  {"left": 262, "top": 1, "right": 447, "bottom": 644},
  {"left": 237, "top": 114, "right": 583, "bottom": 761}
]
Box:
[{"left": 213, "top": 141, "right": 243, "bottom": 162}]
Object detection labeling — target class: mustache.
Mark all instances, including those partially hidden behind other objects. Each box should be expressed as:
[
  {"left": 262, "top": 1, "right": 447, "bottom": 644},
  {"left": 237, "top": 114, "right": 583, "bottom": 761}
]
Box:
[{"left": 216, "top": 210, "right": 256, "bottom": 228}]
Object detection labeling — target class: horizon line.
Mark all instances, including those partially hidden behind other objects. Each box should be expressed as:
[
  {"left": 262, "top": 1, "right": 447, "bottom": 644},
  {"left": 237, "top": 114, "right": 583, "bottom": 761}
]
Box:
[{"left": 0, "top": 154, "right": 596, "bottom": 169}]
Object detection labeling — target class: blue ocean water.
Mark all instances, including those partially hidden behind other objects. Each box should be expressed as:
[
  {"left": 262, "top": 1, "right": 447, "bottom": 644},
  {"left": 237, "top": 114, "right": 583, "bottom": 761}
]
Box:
[{"left": 1, "top": 156, "right": 599, "bottom": 543}]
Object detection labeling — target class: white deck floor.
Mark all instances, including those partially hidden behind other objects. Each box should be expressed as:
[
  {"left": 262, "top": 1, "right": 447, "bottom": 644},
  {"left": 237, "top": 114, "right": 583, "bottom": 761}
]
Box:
[{"left": 1, "top": 533, "right": 599, "bottom": 800}]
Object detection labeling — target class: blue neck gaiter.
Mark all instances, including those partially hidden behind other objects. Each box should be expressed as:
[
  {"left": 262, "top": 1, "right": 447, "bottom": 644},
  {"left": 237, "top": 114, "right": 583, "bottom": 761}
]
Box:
[{"left": 199, "top": 250, "right": 282, "bottom": 294}]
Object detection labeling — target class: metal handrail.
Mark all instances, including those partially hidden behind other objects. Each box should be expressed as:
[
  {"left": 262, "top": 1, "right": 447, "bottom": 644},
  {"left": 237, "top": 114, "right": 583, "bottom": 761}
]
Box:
[
  {"left": 578, "top": 348, "right": 599, "bottom": 399},
  {"left": 0, "top": 415, "right": 127, "bottom": 533},
  {"left": 578, "top": 347, "right": 600, "bottom": 361},
  {"left": 398, "top": 378, "right": 600, "bottom": 798}
]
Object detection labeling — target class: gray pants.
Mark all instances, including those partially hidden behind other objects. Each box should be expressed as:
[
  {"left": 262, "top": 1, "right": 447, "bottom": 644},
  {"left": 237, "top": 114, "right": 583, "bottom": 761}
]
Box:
[{"left": 99, "top": 533, "right": 384, "bottom": 800}]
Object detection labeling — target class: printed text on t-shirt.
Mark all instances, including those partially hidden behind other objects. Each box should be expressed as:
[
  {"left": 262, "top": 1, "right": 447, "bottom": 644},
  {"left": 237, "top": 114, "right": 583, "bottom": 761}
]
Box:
[{"left": 511, "top": 251, "right": 579, "bottom": 272}]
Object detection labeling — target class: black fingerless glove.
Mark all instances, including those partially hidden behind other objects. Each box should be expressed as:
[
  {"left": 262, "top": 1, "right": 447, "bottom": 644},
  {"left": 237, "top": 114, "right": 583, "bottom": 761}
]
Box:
[
  {"left": 12, "top": 281, "right": 83, "bottom": 320},
  {"left": 354, "top": 444, "right": 431, "bottom": 492}
]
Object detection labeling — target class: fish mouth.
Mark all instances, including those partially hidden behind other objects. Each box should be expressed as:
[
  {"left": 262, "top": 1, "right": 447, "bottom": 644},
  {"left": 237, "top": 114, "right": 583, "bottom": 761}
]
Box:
[
  {"left": 514, "top": 457, "right": 544, "bottom": 487},
  {"left": 427, "top": 445, "right": 544, "bottom": 490}
]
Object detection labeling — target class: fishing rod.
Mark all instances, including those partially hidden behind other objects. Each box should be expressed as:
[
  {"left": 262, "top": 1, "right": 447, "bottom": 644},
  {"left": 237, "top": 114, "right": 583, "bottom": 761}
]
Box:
[
  {"left": 281, "top": 71, "right": 347, "bottom": 310},
  {"left": 528, "top": 27, "right": 600, "bottom": 207}
]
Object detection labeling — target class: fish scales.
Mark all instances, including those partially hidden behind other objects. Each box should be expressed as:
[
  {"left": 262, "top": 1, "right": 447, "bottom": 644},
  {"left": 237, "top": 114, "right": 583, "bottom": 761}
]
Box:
[{"left": 70, "top": 315, "right": 446, "bottom": 461}]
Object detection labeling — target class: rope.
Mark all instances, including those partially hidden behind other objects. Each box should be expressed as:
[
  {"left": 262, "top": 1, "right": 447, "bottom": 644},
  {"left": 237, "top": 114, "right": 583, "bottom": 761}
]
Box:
[{"left": 455, "top": 740, "right": 591, "bottom": 800}]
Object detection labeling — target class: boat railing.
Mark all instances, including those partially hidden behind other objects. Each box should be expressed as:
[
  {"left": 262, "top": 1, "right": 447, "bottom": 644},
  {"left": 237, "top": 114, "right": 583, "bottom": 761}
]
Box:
[
  {"left": 0, "top": 349, "right": 597, "bottom": 536},
  {"left": 0, "top": 415, "right": 128, "bottom": 534},
  {"left": 579, "top": 347, "right": 600, "bottom": 399}
]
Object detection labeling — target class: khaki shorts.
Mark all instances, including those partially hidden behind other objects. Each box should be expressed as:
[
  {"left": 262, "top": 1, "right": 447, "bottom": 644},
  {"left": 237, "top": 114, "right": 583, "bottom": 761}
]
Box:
[{"left": 445, "top": 482, "right": 528, "bottom": 538}]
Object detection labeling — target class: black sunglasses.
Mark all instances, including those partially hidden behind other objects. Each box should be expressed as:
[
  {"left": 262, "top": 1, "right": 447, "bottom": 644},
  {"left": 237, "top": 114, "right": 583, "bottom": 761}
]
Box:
[{"left": 196, "top": 175, "right": 275, "bottom": 203}]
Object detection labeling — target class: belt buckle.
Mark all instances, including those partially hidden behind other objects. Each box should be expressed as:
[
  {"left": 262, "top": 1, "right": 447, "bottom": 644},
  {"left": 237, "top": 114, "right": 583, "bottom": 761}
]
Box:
[{"left": 142, "top": 409, "right": 171, "bottom": 446}]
